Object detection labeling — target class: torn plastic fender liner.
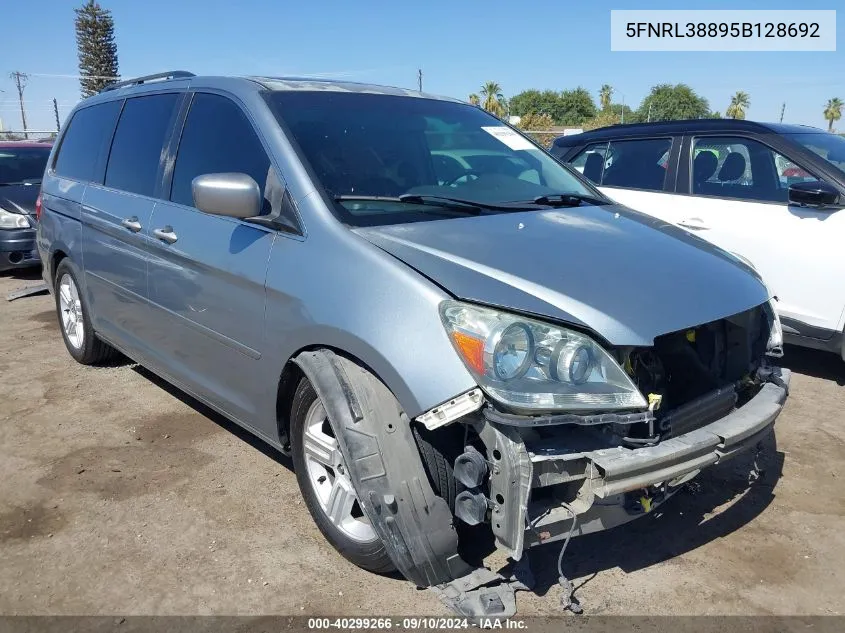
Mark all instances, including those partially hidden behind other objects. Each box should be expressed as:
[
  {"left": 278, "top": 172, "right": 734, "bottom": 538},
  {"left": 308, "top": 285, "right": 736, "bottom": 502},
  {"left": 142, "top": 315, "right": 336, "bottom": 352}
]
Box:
[{"left": 293, "top": 349, "right": 473, "bottom": 587}]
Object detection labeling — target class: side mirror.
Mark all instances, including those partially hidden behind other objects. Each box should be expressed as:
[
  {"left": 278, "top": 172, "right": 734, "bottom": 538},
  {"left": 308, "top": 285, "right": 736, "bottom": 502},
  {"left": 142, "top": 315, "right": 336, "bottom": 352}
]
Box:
[
  {"left": 788, "top": 181, "right": 839, "bottom": 208},
  {"left": 192, "top": 173, "right": 261, "bottom": 219}
]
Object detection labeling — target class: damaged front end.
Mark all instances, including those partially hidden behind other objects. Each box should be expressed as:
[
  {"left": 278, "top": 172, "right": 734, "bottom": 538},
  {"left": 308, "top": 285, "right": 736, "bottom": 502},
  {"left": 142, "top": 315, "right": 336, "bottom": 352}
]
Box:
[{"left": 428, "top": 301, "right": 789, "bottom": 562}]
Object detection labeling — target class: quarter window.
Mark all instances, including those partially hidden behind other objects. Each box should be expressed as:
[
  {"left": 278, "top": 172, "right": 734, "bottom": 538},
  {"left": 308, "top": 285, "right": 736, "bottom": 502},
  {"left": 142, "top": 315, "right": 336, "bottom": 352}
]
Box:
[
  {"left": 568, "top": 138, "right": 671, "bottom": 191},
  {"left": 691, "top": 136, "right": 820, "bottom": 203},
  {"left": 170, "top": 93, "right": 272, "bottom": 212},
  {"left": 105, "top": 93, "right": 180, "bottom": 196},
  {"left": 53, "top": 101, "right": 121, "bottom": 182}
]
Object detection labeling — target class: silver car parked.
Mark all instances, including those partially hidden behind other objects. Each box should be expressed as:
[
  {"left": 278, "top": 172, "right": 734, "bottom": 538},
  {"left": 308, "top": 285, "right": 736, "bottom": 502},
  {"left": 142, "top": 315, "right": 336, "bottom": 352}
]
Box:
[{"left": 37, "top": 71, "right": 788, "bottom": 615}]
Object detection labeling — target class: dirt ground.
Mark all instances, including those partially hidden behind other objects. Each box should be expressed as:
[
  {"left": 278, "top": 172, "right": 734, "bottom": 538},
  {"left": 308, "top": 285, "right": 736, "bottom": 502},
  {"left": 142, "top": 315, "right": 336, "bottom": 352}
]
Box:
[{"left": 1, "top": 267, "right": 844, "bottom": 617}]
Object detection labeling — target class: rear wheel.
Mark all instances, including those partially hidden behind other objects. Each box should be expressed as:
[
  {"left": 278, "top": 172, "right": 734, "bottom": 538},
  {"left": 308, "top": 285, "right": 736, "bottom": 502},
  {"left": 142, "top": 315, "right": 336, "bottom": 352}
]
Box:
[
  {"left": 54, "top": 259, "right": 118, "bottom": 365},
  {"left": 290, "top": 377, "right": 394, "bottom": 573}
]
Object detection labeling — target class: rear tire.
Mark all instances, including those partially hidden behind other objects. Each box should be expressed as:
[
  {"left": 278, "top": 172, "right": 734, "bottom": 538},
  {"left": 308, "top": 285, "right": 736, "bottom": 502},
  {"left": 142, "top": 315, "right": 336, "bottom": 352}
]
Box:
[
  {"left": 290, "top": 377, "right": 395, "bottom": 574},
  {"left": 54, "top": 259, "right": 118, "bottom": 365}
]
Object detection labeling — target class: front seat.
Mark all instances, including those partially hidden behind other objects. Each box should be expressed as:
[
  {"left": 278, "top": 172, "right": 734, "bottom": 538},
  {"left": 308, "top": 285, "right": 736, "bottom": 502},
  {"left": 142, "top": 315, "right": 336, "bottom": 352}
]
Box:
[
  {"left": 717, "top": 152, "right": 747, "bottom": 183},
  {"left": 692, "top": 151, "right": 718, "bottom": 193}
]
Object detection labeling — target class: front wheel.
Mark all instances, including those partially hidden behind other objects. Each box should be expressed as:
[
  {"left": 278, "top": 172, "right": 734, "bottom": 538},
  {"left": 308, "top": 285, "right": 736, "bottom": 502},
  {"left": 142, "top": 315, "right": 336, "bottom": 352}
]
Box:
[{"left": 290, "top": 377, "right": 395, "bottom": 573}]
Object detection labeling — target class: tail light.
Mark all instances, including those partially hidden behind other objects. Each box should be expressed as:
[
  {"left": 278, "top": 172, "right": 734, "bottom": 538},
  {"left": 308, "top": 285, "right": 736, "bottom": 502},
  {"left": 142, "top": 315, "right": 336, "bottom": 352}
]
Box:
[{"left": 35, "top": 192, "right": 42, "bottom": 222}]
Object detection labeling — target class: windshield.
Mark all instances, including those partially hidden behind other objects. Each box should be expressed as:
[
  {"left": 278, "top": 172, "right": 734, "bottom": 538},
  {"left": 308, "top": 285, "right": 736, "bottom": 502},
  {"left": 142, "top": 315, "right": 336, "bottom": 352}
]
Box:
[
  {"left": 786, "top": 133, "right": 845, "bottom": 176},
  {"left": 266, "top": 91, "right": 603, "bottom": 226},
  {"left": 0, "top": 146, "right": 51, "bottom": 185}
]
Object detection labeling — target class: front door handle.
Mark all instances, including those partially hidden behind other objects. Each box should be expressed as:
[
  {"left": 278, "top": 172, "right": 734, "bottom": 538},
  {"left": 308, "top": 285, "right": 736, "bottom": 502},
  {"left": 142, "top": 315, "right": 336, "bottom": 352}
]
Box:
[
  {"left": 153, "top": 226, "right": 178, "bottom": 244},
  {"left": 121, "top": 216, "right": 142, "bottom": 232},
  {"left": 678, "top": 217, "right": 710, "bottom": 231}
]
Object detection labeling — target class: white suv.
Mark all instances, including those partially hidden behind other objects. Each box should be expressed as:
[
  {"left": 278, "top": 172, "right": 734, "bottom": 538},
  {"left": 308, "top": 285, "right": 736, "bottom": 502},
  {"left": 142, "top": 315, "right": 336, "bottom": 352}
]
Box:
[{"left": 552, "top": 120, "right": 845, "bottom": 360}]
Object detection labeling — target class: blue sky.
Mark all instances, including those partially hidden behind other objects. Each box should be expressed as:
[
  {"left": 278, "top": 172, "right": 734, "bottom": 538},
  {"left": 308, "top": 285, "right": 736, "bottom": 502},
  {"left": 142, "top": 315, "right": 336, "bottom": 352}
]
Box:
[{"left": 1, "top": 0, "right": 843, "bottom": 133}]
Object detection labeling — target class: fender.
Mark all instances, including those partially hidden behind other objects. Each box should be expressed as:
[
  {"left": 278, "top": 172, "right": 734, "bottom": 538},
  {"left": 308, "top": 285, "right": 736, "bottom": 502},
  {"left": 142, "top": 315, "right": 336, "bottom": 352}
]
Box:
[{"left": 292, "top": 348, "right": 473, "bottom": 587}]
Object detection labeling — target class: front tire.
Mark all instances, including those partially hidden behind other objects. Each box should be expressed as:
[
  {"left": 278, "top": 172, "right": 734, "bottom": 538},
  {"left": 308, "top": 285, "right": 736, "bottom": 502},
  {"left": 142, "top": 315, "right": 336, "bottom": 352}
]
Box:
[
  {"left": 290, "top": 377, "right": 395, "bottom": 573},
  {"left": 54, "top": 259, "right": 118, "bottom": 365}
]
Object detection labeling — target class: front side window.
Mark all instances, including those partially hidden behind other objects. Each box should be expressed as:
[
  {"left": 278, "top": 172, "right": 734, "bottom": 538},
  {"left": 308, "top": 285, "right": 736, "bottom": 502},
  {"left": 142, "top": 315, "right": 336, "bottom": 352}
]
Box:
[
  {"left": 105, "top": 93, "right": 180, "bottom": 196},
  {"left": 568, "top": 142, "right": 611, "bottom": 184},
  {"left": 266, "top": 91, "right": 601, "bottom": 226},
  {"left": 53, "top": 100, "right": 121, "bottom": 182},
  {"left": 170, "top": 93, "right": 272, "bottom": 211},
  {"left": 0, "top": 146, "right": 51, "bottom": 185},
  {"left": 691, "top": 136, "right": 820, "bottom": 203}
]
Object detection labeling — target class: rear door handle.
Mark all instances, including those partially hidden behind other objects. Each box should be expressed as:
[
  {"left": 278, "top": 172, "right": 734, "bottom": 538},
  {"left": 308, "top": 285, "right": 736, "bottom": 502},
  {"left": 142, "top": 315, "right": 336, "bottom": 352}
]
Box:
[
  {"left": 121, "top": 216, "right": 142, "bottom": 232},
  {"left": 678, "top": 217, "right": 710, "bottom": 231},
  {"left": 153, "top": 226, "right": 178, "bottom": 244}
]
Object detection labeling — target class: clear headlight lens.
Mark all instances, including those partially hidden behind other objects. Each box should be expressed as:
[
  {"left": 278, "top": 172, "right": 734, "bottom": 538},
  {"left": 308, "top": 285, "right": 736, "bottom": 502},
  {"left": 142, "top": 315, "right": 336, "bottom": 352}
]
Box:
[
  {"left": 0, "top": 208, "right": 31, "bottom": 229},
  {"left": 440, "top": 300, "right": 647, "bottom": 413}
]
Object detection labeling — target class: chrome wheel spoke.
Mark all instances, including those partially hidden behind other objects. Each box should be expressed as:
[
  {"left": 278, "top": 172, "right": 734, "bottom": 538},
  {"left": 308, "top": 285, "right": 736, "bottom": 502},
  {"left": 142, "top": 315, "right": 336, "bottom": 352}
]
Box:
[
  {"left": 303, "top": 425, "right": 339, "bottom": 469},
  {"left": 58, "top": 274, "right": 84, "bottom": 350},
  {"left": 325, "top": 477, "right": 357, "bottom": 527}
]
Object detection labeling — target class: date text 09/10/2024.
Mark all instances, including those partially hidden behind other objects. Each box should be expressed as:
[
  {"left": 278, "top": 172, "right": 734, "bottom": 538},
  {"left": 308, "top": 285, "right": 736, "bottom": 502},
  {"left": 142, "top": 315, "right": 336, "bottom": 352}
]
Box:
[{"left": 306, "top": 618, "right": 528, "bottom": 629}]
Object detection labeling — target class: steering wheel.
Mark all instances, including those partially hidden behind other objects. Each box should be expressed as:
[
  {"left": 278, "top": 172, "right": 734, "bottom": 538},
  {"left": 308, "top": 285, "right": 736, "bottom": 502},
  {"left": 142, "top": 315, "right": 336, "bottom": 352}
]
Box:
[{"left": 441, "top": 171, "right": 482, "bottom": 187}]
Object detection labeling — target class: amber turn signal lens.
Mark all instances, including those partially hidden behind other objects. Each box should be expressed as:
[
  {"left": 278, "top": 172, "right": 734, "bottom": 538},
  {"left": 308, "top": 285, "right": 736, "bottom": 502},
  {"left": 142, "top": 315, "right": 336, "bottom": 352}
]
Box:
[{"left": 451, "top": 331, "right": 485, "bottom": 375}]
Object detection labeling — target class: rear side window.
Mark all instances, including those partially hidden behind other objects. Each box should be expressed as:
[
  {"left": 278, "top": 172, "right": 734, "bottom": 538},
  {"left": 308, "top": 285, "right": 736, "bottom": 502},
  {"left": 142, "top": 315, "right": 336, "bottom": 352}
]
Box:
[
  {"left": 105, "top": 93, "right": 180, "bottom": 197},
  {"left": 567, "top": 138, "right": 671, "bottom": 192},
  {"left": 601, "top": 138, "right": 671, "bottom": 191},
  {"left": 170, "top": 93, "right": 271, "bottom": 209},
  {"left": 53, "top": 101, "right": 121, "bottom": 182}
]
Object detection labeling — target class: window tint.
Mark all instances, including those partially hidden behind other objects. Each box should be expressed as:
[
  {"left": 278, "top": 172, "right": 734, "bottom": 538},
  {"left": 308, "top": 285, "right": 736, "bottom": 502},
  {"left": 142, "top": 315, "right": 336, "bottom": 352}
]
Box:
[
  {"left": 601, "top": 138, "right": 671, "bottom": 191},
  {"left": 170, "top": 93, "right": 271, "bottom": 210},
  {"left": 691, "top": 136, "right": 820, "bottom": 203},
  {"left": 569, "top": 143, "right": 610, "bottom": 184},
  {"left": 105, "top": 93, "right": 180, "bottom": 197},
  {"left": 53, "top": 101, "right": 121, "bottom": 182}
]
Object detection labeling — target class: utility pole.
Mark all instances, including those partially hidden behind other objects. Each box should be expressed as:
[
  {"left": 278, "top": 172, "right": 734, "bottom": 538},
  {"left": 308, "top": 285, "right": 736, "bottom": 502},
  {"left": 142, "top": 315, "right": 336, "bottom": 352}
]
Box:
[
  {"left": 10, "top": 72, "right": 29, "bottom": 139},
  {"left": 52, "top": 98, "right": 61, "bottom": 132},
  {"left": 417, "top": 69, "right": 423, "bottom": 92},
  {"left": 647, "top": 102, "right": 653, "bottom": 123},
  {"left": 780, "top": 102, "right": 786, "bottom": 123},
  {"left": 621, "top": 95, "right": 625, "bottom": 124}
]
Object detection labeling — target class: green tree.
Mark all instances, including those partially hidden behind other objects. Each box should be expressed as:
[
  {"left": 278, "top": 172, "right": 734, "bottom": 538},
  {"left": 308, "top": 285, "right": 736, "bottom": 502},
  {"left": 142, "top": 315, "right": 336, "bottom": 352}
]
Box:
[
  {"left": 509, "top": 89, "right": 564, "bottom": 120},
  {"left": 558, "top": 87, "right": 597, "bottom": 125},
  {"left": 599, "top": 84, "right": 613, "bottom": 112},
  {"left": 468, "top": 93, "right": 480, "bottom": 106},
  {"left": 516, "top": 112, "right": 556, "bottom": 147},
  {"left": 637, "top": 84, "right": 710, "bottom": 121},
  {"left": 824, "top": 97, "right": 843, "bottom": 132},
  {"left": 75, "top": 1, "right": 119, "bottom": 97},
  {"left": 480, "top": 81, "right": 506, "bottom": 117},
  {"left": 726, "top": 91, "right": 750, "bottom": 120}
]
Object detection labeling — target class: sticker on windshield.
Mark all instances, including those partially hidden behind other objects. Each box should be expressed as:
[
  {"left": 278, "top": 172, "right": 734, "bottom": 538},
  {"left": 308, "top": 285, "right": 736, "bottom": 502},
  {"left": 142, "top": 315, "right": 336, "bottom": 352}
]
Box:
[{"left": 481, "top": 126, "right": 535, "bottom": 151}]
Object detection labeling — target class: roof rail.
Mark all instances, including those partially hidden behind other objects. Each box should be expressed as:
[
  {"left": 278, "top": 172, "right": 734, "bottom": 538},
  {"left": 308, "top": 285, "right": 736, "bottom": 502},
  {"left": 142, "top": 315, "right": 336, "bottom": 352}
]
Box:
[{"left": 100, "top": 71, "right": 195, "bottom": 93}]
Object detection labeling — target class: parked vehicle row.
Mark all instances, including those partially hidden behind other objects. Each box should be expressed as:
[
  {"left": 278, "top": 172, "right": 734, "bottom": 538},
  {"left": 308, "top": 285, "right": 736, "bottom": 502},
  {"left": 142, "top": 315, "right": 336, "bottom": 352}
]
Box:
[
  {"left": 0, "top": 141, "right": 52, "bottom": 271},
  {"left": 550, "top": 120, "right": 845, "bottom": 360},
  {"left": 33, "top": 72, "right": 788, "bottom": 615}
]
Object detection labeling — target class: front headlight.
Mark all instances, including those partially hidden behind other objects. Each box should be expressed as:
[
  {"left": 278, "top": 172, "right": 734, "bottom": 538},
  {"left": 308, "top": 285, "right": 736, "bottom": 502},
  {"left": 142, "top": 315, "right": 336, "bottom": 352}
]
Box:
[
  {"left": 765, "top": 299, "right": 783, "bottom": 357},
  {"left": 0, "top": 208, "right": 31, "bottom": 229},
  {"left": 440, "top": 300, "right": 647, "bottom": 413}
]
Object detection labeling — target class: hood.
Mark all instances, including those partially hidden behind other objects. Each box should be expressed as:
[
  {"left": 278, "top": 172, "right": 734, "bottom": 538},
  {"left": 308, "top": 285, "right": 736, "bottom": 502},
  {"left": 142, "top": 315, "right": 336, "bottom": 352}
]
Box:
[
  {"left": 0, "top": 183, "right": 39, "bottom": 217},
  {"left": 354, "top": 204, "right": 769, "bottom": 347}
]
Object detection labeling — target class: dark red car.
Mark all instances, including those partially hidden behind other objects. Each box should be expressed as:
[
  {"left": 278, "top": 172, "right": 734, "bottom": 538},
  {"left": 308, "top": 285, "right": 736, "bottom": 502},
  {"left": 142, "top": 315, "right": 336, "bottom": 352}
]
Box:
[{"left": 0, "top": 140, "right": 52, "bottom": 271}]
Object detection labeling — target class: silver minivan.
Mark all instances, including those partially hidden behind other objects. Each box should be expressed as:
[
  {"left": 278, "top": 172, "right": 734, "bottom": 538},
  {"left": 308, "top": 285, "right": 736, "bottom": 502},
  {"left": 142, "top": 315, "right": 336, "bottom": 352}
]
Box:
[{"left": 37, "top": 72, "right": 788, "bottom": 614}]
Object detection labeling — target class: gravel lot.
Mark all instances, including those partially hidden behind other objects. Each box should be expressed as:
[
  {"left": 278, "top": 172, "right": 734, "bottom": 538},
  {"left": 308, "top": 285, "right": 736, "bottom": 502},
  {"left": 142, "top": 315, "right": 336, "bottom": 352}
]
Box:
[{"left": 1, "top": 267, "right": 844, "bottom": 617}]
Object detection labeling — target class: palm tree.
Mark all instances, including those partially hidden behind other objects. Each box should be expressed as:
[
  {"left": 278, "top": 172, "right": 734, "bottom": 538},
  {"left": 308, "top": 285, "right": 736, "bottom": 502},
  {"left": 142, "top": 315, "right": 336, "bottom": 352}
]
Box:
[
  {"left": 726, "top": 91, "right": 750, "bottom": 120},
  {"left": 480, "top": 81, "right": 506, "bottom": 117},
  {"left": 599, "top": 84, "right": 613, "bottom": 112},
  {"left": 468, "top": 93, "right": 480, "bottom": 106},
  {"left": 824, "top": 97, "right": 843, "bottom": 132}
]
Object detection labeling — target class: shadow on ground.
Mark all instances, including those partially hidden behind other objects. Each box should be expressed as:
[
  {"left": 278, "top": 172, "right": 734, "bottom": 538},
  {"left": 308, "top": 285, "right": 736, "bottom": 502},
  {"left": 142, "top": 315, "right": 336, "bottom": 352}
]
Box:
[
  {"left": 130, "top": 364, "right": 294, "bottom": 471},
  {"left": 779, "top": 345, "right": 845, "bottom": 386}
]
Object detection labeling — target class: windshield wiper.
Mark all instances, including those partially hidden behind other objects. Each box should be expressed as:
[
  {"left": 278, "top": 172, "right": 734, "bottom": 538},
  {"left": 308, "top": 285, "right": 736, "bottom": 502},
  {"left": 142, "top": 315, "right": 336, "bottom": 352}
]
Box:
[
  {"left": 334, "top": 194, "right": 485, "bottom": 214},
  {"left": 530, "top": 193, "right": 607, "bottom": 207}
]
